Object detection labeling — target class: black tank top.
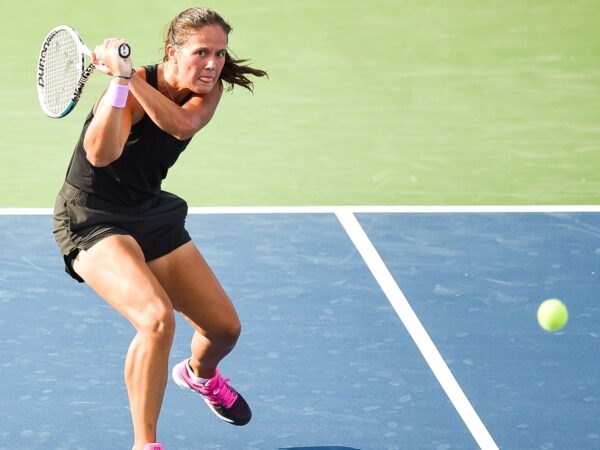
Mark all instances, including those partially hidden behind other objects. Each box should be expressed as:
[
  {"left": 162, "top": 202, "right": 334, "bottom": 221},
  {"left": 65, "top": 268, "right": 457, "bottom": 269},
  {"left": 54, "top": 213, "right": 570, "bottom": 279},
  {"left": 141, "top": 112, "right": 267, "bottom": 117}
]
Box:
[{"left": 65, "top": 64, "right": 191, "bottom": 206}]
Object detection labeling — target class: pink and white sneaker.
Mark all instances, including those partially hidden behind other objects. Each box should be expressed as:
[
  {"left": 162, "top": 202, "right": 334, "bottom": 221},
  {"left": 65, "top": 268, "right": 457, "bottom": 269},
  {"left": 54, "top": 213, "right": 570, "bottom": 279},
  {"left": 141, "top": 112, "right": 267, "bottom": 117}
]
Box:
[
  {"left": 142, "top": 445, "right": 163, "bottom": 450},
  {"left": 172, "top": 360, "right": 252, "bottom": 426}
]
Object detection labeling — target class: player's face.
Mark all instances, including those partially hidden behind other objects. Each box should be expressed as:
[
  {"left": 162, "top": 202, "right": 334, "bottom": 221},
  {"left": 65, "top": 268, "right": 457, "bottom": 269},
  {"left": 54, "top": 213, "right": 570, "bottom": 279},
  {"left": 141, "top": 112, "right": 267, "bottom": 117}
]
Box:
[{"left": 176, "top": 25, "right": 228, "bottom": 94}]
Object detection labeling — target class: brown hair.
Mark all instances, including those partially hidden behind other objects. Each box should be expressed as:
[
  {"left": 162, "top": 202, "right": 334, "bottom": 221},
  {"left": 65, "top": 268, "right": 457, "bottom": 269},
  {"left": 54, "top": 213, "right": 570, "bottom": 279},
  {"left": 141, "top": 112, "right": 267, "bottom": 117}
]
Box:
[{"left": 163, "top": 7, "right": 267, "bottom": 92}]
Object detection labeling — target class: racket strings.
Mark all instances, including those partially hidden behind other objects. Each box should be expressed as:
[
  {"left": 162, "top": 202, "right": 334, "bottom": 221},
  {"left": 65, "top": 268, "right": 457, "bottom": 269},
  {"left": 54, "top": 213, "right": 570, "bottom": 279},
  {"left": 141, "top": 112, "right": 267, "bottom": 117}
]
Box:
[{"left": 42, "top": 30, "right": 81, "bottom": 115}]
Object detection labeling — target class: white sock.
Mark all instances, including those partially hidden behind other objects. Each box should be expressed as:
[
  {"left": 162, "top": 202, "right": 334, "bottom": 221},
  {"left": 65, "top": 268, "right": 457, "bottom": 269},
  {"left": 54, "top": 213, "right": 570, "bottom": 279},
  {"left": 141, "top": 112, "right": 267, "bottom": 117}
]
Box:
[{"left": 186, "top": 360, "right": 209, "bottom": 385}]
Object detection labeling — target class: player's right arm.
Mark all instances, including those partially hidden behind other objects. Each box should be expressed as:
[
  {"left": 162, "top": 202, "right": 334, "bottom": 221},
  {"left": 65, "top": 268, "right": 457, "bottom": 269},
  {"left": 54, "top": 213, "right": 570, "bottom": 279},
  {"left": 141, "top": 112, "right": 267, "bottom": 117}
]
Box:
[{"left": 83, "top": 39, "right": 135, "bottom": 167}]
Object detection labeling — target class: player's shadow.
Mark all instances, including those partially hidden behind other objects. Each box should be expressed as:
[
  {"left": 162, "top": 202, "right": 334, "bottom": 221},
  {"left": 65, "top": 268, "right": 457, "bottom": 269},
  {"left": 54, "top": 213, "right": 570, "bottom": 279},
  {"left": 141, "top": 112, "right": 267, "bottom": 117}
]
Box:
[{"left": 280, "top": 447, "right": 361, "bottom": 450}]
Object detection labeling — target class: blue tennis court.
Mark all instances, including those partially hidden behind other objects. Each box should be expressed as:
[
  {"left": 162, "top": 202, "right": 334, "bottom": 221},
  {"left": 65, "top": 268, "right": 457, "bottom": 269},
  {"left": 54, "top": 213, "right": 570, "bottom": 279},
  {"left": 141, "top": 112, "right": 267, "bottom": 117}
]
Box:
[{"left": 0, "top": 209, "right": 599, "bottom": 449}]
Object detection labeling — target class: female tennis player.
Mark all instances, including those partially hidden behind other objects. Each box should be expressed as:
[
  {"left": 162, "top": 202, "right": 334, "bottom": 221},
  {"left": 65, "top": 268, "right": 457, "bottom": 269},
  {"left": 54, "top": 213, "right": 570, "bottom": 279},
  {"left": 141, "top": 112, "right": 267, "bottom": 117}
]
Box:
[{"left": 52, "top": 7, "right": 267, "bottom": 450}]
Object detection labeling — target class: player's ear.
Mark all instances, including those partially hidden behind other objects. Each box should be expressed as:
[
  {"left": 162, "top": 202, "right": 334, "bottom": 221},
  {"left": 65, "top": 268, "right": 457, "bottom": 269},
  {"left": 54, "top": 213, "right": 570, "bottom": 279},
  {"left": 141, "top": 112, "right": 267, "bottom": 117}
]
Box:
[{"left": 166, "top": 43, "right": 178, "bottom": 63}]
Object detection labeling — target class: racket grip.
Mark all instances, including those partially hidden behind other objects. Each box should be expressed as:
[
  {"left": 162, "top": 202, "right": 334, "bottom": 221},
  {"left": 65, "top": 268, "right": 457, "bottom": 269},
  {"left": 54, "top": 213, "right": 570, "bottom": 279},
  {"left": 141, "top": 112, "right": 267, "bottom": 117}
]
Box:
[{"left": 118, "top": 43, "right": 131, "bottom": 59}]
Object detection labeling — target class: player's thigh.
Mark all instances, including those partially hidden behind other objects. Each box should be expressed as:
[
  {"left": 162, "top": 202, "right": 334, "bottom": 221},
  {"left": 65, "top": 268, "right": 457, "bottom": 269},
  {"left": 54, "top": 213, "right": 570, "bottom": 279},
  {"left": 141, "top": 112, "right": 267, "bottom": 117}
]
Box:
[
  {"left": 73, "top": 234, "right": 175, "bottom": 331},
  {"left": 148, "top": 241, "right": 240, "bottom": 337}
]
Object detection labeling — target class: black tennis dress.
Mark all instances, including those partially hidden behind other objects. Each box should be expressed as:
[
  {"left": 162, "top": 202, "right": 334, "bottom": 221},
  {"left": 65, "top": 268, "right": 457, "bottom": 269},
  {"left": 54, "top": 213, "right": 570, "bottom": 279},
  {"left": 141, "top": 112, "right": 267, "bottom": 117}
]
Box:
[{"left": 53, "top": 64, "right": 193, "bottom": 282}]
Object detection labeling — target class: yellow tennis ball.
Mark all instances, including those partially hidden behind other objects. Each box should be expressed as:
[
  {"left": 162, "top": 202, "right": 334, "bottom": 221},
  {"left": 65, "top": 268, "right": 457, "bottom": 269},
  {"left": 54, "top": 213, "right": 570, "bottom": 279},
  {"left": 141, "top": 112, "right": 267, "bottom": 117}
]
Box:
[{"left": 537, "top": 299, "right": 568, "bottom": 331}]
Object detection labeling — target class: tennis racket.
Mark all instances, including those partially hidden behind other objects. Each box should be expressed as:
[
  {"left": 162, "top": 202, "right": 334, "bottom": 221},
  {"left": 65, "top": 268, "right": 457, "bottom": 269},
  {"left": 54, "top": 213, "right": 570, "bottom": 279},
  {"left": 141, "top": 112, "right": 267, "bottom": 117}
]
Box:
[{"left": 36, "top": 25, "right": 131, "bottom": 118}]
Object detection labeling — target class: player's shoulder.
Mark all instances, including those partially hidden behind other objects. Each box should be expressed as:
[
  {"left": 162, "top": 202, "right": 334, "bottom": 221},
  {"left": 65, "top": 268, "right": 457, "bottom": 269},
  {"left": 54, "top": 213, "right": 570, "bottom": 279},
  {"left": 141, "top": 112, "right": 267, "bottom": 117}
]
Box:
[{"left": 184, "top": 80, "right": 224, "bottom": 106}]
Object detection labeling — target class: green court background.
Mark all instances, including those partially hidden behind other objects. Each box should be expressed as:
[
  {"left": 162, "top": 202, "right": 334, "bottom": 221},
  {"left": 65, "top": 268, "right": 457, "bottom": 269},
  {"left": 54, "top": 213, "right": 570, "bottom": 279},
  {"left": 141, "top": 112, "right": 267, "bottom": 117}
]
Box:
[{"left": 1, "top": 0, "right": 599, "bottom": 207}]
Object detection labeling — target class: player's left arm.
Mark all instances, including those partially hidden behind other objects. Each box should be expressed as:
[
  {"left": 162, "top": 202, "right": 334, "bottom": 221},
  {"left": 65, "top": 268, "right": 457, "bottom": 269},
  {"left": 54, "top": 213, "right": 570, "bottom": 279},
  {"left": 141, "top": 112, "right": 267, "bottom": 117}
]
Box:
[{"left": 128, "top": 71, "right": 223, "bottom": 141}]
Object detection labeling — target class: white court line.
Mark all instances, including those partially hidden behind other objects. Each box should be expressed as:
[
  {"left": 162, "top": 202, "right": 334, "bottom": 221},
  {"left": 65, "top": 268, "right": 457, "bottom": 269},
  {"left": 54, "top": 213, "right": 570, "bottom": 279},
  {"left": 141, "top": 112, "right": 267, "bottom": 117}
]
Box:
[
  {"left": 1, "top": 205, "right": 600, "bottom": 215},
  {"left": 335, "top": 210, "right": 499, "bottom": 450},
  {"left": 0, "top": 208, "right": 53, "bottom": 215},
  {"left": 190, "top": 205, "right": 600, "bottom": 214}
]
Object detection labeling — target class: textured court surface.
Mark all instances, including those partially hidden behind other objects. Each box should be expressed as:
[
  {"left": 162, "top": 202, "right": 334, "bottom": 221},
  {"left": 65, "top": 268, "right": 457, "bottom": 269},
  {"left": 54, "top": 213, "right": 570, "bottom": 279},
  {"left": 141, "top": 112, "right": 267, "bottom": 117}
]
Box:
[{"left": 0, "top": 211, "right": 598, "bottom": 449}]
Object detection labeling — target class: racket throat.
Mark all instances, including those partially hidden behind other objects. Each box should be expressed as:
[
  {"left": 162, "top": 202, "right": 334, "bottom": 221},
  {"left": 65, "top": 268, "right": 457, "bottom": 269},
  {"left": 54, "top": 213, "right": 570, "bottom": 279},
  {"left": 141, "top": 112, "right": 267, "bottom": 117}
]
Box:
[{"left": 73, "top": 64, "right": 95, "bottom": 102}]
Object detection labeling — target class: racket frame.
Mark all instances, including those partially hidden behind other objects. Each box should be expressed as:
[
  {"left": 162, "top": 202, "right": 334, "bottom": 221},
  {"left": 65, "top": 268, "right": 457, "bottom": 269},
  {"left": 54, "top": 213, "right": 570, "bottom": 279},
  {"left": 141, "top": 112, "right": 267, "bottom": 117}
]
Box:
[{"left": 36, "top": 25, "right": 95, "bottom": 118}]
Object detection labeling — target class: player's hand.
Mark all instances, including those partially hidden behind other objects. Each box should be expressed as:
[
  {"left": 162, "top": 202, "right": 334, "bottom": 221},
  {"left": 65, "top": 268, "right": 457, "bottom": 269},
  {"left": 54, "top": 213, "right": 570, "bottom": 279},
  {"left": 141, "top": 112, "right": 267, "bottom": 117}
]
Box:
[{"left": 92, "top": 38, "right": 132, "bottom": 77}]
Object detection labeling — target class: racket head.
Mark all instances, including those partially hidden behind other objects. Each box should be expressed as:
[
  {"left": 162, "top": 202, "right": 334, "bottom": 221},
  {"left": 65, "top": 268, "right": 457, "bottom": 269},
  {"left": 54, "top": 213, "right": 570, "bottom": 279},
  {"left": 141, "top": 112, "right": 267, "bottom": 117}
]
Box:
[{"left": 36, "top": 25, "right": 94, "bottom": 118}]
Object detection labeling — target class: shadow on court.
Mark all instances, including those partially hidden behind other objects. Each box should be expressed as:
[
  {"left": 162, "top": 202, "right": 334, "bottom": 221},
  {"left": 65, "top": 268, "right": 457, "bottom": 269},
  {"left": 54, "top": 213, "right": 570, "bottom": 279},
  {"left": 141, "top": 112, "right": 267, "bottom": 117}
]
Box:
[{"left": 280, "top": 447, "right": 362, "bottom": 450}]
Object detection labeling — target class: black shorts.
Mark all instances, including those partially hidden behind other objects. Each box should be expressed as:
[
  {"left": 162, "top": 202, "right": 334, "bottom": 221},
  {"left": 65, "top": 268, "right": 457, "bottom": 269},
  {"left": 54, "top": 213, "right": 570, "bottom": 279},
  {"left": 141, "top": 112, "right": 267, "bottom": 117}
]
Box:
[{"left": 53, "top": 182, "right": 192, "bottom": 283}]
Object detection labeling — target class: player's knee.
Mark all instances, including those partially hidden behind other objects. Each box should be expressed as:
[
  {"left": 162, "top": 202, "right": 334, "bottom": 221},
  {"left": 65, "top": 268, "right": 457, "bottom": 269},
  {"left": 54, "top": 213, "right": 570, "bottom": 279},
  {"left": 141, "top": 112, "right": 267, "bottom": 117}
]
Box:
[
  {"left": 205, "top": 316, "right": 241, "bottom": 350},
  {"left": 138, "top": 305, "right": 176, "bottom": 347},
  {"left": 217, "top": 317, "right": 241, "bottom": 349}
]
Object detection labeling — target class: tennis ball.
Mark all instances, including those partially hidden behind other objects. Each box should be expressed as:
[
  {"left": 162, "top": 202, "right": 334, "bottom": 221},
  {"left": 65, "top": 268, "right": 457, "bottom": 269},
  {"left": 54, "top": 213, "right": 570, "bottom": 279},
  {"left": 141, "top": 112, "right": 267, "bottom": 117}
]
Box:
[{"left": 537, "top": 299, "right": 568, "bottom": 332}]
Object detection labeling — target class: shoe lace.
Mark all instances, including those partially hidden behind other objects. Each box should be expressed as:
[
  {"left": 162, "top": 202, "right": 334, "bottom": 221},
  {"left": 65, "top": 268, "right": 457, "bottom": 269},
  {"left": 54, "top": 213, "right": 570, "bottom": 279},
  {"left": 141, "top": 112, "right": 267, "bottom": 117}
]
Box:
[{"left": 202, "top": 374, "right": 238, "bottom": 409}]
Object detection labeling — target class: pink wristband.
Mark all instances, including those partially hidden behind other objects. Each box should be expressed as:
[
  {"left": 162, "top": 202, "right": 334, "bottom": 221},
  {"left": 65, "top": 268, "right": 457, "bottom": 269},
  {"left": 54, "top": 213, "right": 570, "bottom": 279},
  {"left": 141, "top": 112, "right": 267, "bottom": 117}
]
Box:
[{"left": 105, "top": 80, "right": 129, "bottom": 108}]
